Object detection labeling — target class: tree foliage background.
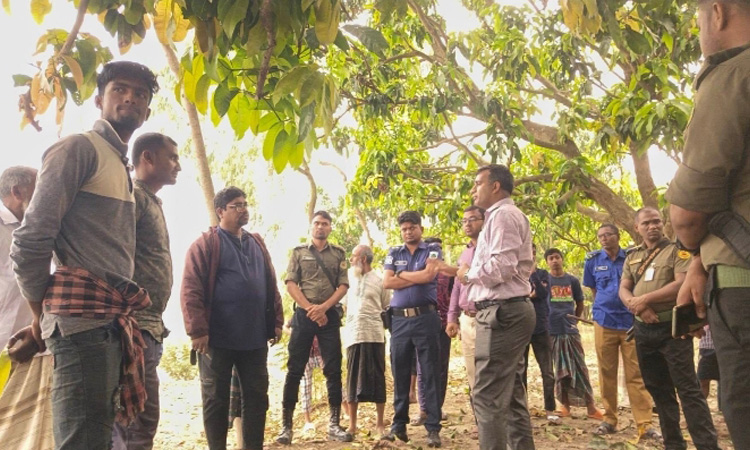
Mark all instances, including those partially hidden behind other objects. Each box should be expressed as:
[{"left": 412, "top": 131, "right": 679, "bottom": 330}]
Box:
[{"left": 11, "top": 0, "right": 702, "bottom": 267}]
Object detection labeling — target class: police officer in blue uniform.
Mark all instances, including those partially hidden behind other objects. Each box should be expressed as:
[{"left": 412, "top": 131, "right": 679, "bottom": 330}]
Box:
[
  {"left": 583, "top": 224, "right": 657, "bottom": 438},
  {"left": 382, "top": 211, "right": 443, "bottom": 448}
]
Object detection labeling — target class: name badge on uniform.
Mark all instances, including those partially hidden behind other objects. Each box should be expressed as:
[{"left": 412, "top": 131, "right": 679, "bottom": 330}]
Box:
[
  {"left": 595, "top": 266, "right": 608, "bottom": 271},
  {"left": 644, "top": 265, "right": 655, "bottom": 281},
  {"left": 395, "top": 260, "right": 408, "bottom": 266}
]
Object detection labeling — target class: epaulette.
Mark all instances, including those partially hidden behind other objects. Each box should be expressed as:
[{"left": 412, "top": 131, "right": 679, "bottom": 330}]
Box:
[
  {"left": 585, "top": 250, "right": 598, "bottom": 261},
  {"left": 330, "top": 243, "right": 347, "bottom": 254},
  {"left": 625, "top": 245, "right": 639, "bottom": 256},
  {"left": 389, "top": 245, "right": 402, "bottom": 251}
]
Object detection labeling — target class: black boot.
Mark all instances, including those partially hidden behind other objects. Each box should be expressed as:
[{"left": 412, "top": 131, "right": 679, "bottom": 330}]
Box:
[
  {"left": 327, "top": 406, "right": 353, "bottom": 442},
  {"left": 275, "top": 408, "right": 294, "bottom": 445}
]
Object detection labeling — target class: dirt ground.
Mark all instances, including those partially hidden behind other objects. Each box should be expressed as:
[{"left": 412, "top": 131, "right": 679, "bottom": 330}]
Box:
[{"left": 154, "top": 328, "right": 734, "bottom": 450}]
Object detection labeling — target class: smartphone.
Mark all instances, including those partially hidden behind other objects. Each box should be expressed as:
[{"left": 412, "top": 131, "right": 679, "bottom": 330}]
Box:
[
  {"left": 672, "top": 303, "right": 707, "bottom": 338},
  {"left": 190, "top": 349, "right": 197, "bottom": 366}
]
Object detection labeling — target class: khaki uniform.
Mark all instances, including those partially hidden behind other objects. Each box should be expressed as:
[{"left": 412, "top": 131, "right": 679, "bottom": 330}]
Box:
[
  {"left": 622, "top": 239, "right": 718, "bottom": 449},
  {"left": 285, "top": 242, "right": 349, "bottom": 304},
  {"left": 622, "top": 240, "right": 690, "bottom": 315},
  {"left": 665, "top": 43, "right": 750, "bottom": 448}
]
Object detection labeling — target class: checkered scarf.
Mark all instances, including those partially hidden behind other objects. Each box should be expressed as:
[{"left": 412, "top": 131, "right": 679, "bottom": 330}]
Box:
[{"left": 42, "top": 266, "right": 152, "bottom": 425}]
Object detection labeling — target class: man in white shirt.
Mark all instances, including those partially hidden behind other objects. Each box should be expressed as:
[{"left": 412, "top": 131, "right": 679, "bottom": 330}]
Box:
[{"left": 0, "top": 166, "right": 37, "bottom": 349}]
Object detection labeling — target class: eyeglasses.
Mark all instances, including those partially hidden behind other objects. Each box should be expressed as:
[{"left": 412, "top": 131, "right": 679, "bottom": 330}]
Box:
[
  {"left": 597, "top": 232, "right": 617, "bottom": 239},
  {"left": 461, "top": 217, "right": 483, "bottom": 225},
  {"left": 227, "top": 202, "right": 249, "bottom": 211}
]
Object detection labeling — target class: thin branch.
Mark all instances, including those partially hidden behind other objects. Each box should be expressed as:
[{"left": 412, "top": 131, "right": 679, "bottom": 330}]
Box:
[
  {"left": 379, "top": 51, "right": 420, "bottom": 65},
  {"left": 576, "top": 203, "right": 611, "bottom": 223},
  {"left": 55, "top": 0, "right": 89, "bottom": 59},
  {"left": 443, "top": 112, "right": 488, "bottom": 165},
  {"left": 256, "top": 0, "right": 275, "bottom": 100}
]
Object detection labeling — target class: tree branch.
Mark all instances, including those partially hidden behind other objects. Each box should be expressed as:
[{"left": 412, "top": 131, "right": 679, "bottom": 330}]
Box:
[
  {"left": 296, "top": 160, "right": 317, "bottom": 222},
  {"left": 256, "top": 0, "right": 275, "bottom": 100},
  {"left": 55, "top": 0, "right": 89, "bottom": 59}
]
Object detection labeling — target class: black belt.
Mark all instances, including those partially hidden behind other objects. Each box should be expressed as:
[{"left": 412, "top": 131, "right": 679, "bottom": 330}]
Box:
[
  {"left": 391, "top": 304, "right": 436, "bottom": 318},
  {"left": 475, "top": 297, "right": 528, "bottom": 310}
]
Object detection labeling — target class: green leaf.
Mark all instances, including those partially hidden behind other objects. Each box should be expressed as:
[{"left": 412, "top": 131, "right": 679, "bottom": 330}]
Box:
[
  {"left": 342, "top": 24, "right": 389, "bottom": 56},
  {"left": 333, "top": 29, "right": 349, "bottom": 52},
  {"left": 124, "top": 3, "right": 145, "bottom": 26},
  {"left": 299, "top": 71, "right": 324, "bottom": 107},
  {"left": 248, "top": 108, "right": 261, "bottom": 134},
  {"left": 194, "top": 75, "right": 211, "bottom": 115},
  {"left": 76, "top": 39, "right": 97, "bottom": 82},
  {"left": 213, "top": 83, "right": 239, "bottom": 117},
  {"left": 314, "top": 0, "right": 340, "bottom": 45},
  {"left": 661, "top": 33, "right": 674, "bottom": 53},
  {"left": 297, "top": 102, "right": 316, "bottom": 143},
  {"left": 217, "top": 0, "right": 250, "bottom": 38},
  {"left": 12, "top": 74, "right": 32, "bottom": 87},
  {"left": 30, "top": 0, "right": 52, "bottom": 24},
  {"left": 273, "top": 129, "right": 292, "bottom": 173},
  {"left": 624, "top": 28, "right": 651, "bottom": 55},
  {"left": 305, "top": 27, "right": 320, "bottom": 50},
  {"left": 288, "top": 141, "right": 305, "bottom": 168},
  {"left": 263, "top": 123, "right": 283, "bottom": 160},
  {"left": 273, "top": 65, "right": 315, "bottom": 105},
  {"left": 258, "top": 112, "right": 279, "bottom": 133},
  {"left": 228, "top": 93, "right": 253, "bottom": 139}
]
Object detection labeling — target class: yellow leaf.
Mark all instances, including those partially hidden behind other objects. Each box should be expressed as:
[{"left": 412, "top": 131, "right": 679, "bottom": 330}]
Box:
[
  {"left": 142, "top": 14, "right": 151, "bottom": 30},
  {"left": 20, "top": 114, "right": 30, "bottom": 130},
  {"left": 61, "top": 56, "right": 84, "bottom": 90},
  {"left": 30, "top": 73, "right": 41, "bottom": 108},
  {"left": 314, "top": 0, "right": 340, "bottom": 45},
  {"left": 153, "top": 0, "right": 171, "bottom": 45},
  {"left": 171, "top": 2, "right": 190, "bottom": 42},
  {"left": 36, "top": 91, "right": 51, "bottom": 115},
  {"left": 2, "top": 0, "right": 10, "bottom": 14},
  {"left": 30, "top": 0, "right": 51, "bottom": 24}
]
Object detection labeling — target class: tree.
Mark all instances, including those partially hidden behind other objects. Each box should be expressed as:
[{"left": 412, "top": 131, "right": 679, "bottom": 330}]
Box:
[{"left": 332, "top": 0, "right": 698, "bottom": 249}]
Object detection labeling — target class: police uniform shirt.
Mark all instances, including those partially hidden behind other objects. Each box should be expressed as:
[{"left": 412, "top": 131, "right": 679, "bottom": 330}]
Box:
[
  {"left": 665, "top": 43, "right": 750, "bottom": 269},
  {"left": 285, "top": 242, "right": 349, "bottom": 304},
  {"left": 384, "top": 241, "right": 442, "bottom": 309},
  {"left": 583, "top": 248, "right": 632, "bottom": 330},
  {"left": 621, "top": 240, "right": 691, "bottom": 313}
]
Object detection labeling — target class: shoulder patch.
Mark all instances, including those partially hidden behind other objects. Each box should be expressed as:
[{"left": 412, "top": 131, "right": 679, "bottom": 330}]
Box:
[
  {"left": 625, "top": 246, "right": 638, "bottom": 256},
  {"left": 677, "top": 250, "right": 691, "bottom": 260},
  {"left": 385, "top": 255, "right": 394, "bottom": 265},
  {"left": 340, "top": 261, "right": 348, "bottom": 269},
  {"left": 585, "top": 250, "right": 598, "bottom": 261}
]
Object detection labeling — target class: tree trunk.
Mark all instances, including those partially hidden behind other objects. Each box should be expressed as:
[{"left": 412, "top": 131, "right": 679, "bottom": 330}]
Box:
[{"left": 162, "top": 44, "right": 217, "bottom": 227}]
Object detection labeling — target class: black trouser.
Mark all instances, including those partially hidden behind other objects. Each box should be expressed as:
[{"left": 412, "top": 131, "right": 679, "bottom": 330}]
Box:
[
  {"left": 634, "top": 321, "right": 719, "bottom": 450},
  {"left": 709, "top": 287, "right": 750, "bottom": 450},
  {"left": 523, "top": 331, "right": 556, "bottom": 412},
  {"left": 199, "top": 346, "right": 269, "bottom": 450},
  {"left": 418, "top": 325, "right": 452, "bottom": 410},
  {"left": 282, "top": 307, "right": 343, "bottom": 409}
]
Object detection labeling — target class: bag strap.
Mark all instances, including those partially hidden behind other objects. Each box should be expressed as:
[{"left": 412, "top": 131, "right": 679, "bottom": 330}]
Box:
[
  {"left": 308, "top": 247, "right": 338, "bottom": 290},
  {"left": 633, "top": 239, "right": 670, "bottom": 285}
]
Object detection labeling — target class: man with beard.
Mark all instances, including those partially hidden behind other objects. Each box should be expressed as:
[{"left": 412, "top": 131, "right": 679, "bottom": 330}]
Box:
[
  {"left": 619, "top": 207, "right": 719, "bottom": 450},
  {"left": 277, "top": 211, "right": 351, "bottom": 445},
  {"left": 342, "top": 244, "right": 390, "bottom": 437},
  {"left": 383, "top": 210, "right": 443, "bottom": 448},
  {"left": 112, "top": 133, "right": 181, "bottom": 450},
  {"left": 0, "top": 166, "right": 36, "bottom": 350},
  {"left": 11, "top": 61, "right": 158, "bottom": 449},
  {"left": 181, "top": 186, "right": 283, "bottom": 450},
  {"left": 667, "top": 1, "right": 750, "bottom": 446}
]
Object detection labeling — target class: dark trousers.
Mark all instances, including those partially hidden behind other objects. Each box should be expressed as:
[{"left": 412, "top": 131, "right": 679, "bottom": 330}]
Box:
[
  {"left": 199, "top": 346, "right": 269, "bottom": 450},
  {"left": 416, "top": 325, "right": 451, "bottom": 410},
  {"left": 112, "top": 332, "right": 163, "bottom": 450},
  {"left": 522, "top": 331, "right": 556, "bottom": 412},
  {"left": 634, "top": 321, "right": 719, "bottom": 450},
  {"left": 709, "top": 287, "right": 750, "bottom": 450},
  {"left": 282, "top": 307, "right": 343, "bottom": 409},
  {"left": 391, "top": 311, "right": 442, "bottom": 433},
  {"left": 474, "top": 299, "right": 536, "bottom": 450}
]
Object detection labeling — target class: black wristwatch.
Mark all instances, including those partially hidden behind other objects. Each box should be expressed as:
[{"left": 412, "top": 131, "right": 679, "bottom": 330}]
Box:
[{"left": 675, "top": 238, "right": 700, "bottom": 256}]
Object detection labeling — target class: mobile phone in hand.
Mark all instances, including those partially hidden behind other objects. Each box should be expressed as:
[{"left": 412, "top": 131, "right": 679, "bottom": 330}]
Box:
[{"left": 672, "top": 303, "right": 707, "bottom": 338}]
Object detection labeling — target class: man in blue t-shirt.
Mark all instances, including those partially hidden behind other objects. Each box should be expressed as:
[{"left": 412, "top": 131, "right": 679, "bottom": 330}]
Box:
[
  {"left": 545, "top": 248, "right": 601, "bottom": 420},
  {"left": 583, "top": 224, "right": 655, "bottom": 438},
  {"left": 382, "top": 211, "right": 443, "bottom": 448}
]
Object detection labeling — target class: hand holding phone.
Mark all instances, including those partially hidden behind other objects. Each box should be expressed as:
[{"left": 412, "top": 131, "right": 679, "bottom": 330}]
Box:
[{"left": 672, "top": 302, "right": 707, "bottom": 338}]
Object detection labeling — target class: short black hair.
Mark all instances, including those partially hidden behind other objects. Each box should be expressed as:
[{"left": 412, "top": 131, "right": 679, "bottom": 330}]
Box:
[
  {"left": 634, "top": 206, "right": 660, "bottom": 222},
  {"left": 132, "top": 133, "right": 177, "bottom": 167},
  {"left": 424, "top": 237, "right": 442, "bottom": 245},
  {"left": 544, "top": 247, "right": 563, "bottom": 260},
  {"left": 477, "top": 164, "right": 514, "bottom": 194},
  {"left": 312, "top": 210, "right": 332, "bottom": 223},
  {"left": 398, "top": 210, "right": 422, "bottom": 226},
  {"left": 464, "top": 205, "right": 486, "bottom": 219},
  {"left": 598, "top": 223, "right": 619, "bottom": 235},
  {"left": 97, "top": 61, "right": 159, "bottom": 103},
  {"left": 214, "top": 186, "right": 246, "bottom": 210}
]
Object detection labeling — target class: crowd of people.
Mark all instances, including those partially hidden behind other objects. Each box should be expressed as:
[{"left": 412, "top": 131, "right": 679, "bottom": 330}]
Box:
[{"left": 0, "top": 2, "right": 749, "bottom": 449}]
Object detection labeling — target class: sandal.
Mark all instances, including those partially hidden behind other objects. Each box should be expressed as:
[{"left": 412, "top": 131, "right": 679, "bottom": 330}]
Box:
[
  {"left": 593, "top": 422, "right": 616, "bottom": 436},
  {"left": 639, "top": 426, "right": 663, "bottom": 442},
  {"left": 587, "top": 409, "right": 604, "bottom": 421},
  {"left": 546, "top": 413, "right": 562, "bottom": 425}
]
